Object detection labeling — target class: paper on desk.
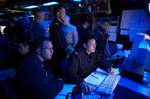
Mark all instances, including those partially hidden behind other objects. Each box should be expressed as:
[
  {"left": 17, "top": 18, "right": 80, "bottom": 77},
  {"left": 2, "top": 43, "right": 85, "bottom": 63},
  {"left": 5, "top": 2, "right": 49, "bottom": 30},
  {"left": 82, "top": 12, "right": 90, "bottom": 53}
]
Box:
[
  {"left": 84, "top": 72, "right": 106, "bottom": 87},
  {"left": 96, "top": 68, "right": 107, "bottom": 74}
]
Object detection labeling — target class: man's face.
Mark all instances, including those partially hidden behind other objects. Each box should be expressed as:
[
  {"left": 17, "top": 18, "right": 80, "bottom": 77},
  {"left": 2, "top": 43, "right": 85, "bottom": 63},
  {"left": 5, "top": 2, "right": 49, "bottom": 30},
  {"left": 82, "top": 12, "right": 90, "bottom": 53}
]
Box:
[
  {"left": 85, "top": 39, "right": 96, "bottom": 53},
  {"left": 145, "top": 34, "right": 150, "bottom": 40},
  {"left": 101, "top": 22, "right": 110, "bottom": 31},
  {"left": 40, "top": 41, "right": 54, "bottom": 60},
  {"left": 37, "top": 11, "right": 45, "bottom": 20},
  {"left": 57, "top": 7, "right": 66, "bottom": 22},
  {"left": 83, "top": 21, "right": 89, "bottom": 29}
]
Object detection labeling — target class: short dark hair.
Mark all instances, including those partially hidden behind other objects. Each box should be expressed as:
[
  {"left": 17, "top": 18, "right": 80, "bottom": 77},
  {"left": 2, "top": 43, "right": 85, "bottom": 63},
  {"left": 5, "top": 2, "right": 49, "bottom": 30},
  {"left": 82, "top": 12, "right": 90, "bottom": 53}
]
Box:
[
  {"left": 98, "top": 18, "right": 110, "bottom": 26},
  {"left": 53, "top": 5, "right": 65, "bottom": 16},
  {"left": 30, "top": 37, "right": 51, "bottom": 52},
  {"left": 83, "top": 34, "right": 96, "bottom": 44},
  {"left": 81, "top": 19, "right": 89, "bottom": 25},
  {"left": 34, "top": 9, "right": 45, "bottom": 18}
]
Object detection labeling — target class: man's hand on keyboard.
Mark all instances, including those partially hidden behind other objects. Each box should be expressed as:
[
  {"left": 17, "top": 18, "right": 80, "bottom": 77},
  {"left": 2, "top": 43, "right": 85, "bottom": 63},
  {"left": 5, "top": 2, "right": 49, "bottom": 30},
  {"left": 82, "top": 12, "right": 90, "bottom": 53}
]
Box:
[
  {"left": 79, "top": 82, "right": 92, "bottom": 94},
  {"left": 108, "top": 67, "right": 115, "bottom": 75}
]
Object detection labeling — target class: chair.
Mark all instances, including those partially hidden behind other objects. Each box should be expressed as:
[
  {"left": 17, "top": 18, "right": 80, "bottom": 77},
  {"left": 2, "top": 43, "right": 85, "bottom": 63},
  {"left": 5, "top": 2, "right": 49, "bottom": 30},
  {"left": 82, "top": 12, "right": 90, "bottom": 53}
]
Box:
[{"left": 0, "top": 69, "right": 18, "bottom": 99}]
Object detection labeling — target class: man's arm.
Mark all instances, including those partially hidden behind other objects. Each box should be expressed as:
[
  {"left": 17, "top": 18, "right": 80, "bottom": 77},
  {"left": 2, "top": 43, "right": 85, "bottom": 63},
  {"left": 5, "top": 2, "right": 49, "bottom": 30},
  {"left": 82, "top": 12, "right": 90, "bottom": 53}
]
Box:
[
  {"left": 23, "top": 60, "right": 63, "bottom": 99},
  {"left": 67, "top": 53, "right": 83, "bottom": 84},
  {"left": 72, "top": 26, "right": 79, "bottom": 47}
]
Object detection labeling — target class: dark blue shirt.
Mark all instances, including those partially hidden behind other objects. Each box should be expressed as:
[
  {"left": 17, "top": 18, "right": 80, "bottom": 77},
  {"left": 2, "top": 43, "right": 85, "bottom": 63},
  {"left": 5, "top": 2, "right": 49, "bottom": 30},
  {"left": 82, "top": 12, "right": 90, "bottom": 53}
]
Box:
[{"left": 15, "top": 53, "right": 63, "bottom": 99}]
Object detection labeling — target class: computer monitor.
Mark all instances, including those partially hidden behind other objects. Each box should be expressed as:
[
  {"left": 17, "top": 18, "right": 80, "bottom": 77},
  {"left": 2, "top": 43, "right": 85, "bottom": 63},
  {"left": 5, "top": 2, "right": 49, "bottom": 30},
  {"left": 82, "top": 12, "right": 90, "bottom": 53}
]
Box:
[
  {"left": 148, "top": 3, "right": 150, "bottom": 13},
  {"left": 108, "top": 26, "right": 117, "bottom": 42},
  {"left": 131, "top": 33, "right": 150, "bottom": 72},
  {"left": 137, "top": 40, "right": 150, "bottom": 84},
  {"left": 120, "top": 33, "right": 150, "bottom": 82},
  {"left": 147, "top": 1, "right": 150, "bottom": 16}
]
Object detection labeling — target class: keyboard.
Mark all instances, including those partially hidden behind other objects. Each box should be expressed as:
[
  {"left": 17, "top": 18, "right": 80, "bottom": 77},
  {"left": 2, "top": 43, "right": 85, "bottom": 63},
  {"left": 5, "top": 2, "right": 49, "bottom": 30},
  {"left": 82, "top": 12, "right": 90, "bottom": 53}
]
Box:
[
  {"left": 84, "top": 68, "right": 121, "bottom": 95},
  {"left": 95, "top": 74, "right": 121, "bottom": 95}
]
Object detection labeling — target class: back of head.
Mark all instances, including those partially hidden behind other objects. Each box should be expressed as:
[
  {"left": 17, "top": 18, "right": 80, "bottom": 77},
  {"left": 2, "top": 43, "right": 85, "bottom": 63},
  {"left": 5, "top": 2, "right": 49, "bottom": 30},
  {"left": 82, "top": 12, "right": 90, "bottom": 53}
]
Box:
[
  {"left": 83, "top": 34, "right": 96, "bottom": 44},
  {"left": 81, "top": 19, "right": 89, "bottom": 25},
  {"left": 35, "top": 9, "right": 46, "bottom": 20}
]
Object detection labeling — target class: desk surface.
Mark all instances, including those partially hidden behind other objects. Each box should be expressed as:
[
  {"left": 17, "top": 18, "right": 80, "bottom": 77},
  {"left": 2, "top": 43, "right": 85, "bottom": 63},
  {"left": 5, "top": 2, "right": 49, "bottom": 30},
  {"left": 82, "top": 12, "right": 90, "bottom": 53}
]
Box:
[
  {"left": 118, "top": 77, "right": 150, "bottom": 98},
  {"left": 55, "top": 84, "right": 101, "bottom": 99},
  {"left": 55, "top": 68, "right": 150, "bottom": 99}
]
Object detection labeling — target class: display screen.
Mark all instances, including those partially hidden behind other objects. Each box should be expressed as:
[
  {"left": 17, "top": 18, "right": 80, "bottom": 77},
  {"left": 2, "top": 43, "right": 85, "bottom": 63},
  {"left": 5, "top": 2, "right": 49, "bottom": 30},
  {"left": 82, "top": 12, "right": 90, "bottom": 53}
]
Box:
[{"left": 149, "top": 3, "right": 150, "bottom": 13}]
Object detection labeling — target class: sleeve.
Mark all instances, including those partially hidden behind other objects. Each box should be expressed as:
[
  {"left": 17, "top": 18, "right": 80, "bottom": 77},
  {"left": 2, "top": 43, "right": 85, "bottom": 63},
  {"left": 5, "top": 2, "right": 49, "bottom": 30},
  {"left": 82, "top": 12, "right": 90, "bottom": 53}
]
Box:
[
  {"left": 94, "top": 52, "right": 110, "bottom": 71},
  {"left": 72, "top": 26, "right": 79, "bottom": 47},
  {"left": 36, "top": 69, "right": 63, "bottom": 98},
  {"left": 23, "top": 61, "right": 63, "bottom": 99},
  {"left": 67, "top": 53, "right": 83, "bottom": 84}
]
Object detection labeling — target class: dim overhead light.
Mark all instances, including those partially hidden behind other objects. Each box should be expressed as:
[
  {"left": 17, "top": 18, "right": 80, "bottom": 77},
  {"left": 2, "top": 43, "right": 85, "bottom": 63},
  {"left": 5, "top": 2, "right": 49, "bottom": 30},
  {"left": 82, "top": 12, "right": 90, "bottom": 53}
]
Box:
[
  {"left": 73, "top": 0, "right": 81, "bottom": 2},
  {"left": 24, "top": 5, "right": 39, "bottom": 9},
  {"left": 43, "top": 2, "right": 59, "bottom": 6}
]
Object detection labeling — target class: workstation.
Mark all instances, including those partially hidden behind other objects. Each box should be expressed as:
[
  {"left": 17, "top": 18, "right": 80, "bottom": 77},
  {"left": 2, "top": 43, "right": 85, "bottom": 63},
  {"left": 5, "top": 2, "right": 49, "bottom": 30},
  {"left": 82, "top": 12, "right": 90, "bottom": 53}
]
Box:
[{"left": 0, "top": 0, "right": 150, "bottom": 99}]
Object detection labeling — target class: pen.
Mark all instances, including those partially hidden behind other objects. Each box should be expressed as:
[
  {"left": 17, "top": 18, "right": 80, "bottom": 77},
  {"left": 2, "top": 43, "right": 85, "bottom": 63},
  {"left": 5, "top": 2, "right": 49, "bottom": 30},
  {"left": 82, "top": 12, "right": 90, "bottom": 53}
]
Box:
[{"left": 91, "top": 75, "right": 99, "bottom": 79}]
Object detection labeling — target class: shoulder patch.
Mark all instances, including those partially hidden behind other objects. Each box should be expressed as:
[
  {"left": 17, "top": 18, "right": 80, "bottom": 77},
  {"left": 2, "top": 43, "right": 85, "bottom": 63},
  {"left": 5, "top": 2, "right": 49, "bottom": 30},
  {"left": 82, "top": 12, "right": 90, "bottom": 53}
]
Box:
[
  {"left": 54, "top": 22, "right": 59, "bottom": 25},
  {"left": 74, "top": 52, "right": 78, "bottom": 55}
]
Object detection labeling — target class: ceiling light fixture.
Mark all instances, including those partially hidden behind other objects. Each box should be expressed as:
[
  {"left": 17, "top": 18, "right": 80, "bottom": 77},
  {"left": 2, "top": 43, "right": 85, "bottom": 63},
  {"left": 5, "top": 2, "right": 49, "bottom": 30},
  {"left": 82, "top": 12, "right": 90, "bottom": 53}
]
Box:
[
  {"left": 43, "top": 2, "right": 59, "bottom": 6},
  {"left": 73, "top": 0, "right": 81, "bottom": 2},
  {"left": 24, "top": 5, "right": 39, "bottom": 9}
]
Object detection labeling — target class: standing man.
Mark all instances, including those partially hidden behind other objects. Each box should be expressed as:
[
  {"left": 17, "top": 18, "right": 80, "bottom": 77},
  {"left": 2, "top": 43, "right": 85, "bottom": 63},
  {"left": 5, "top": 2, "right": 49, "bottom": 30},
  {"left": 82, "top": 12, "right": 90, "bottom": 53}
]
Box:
[
  {"left": 94, "top": 20, "right": 112, "bottom": 67},
  {"left": 49, "top": 5, "right": 67, "bottom": 77},
  {"left": 30, "top": 10, "right": 50, "bottom": 41},
  {"left": 62, "top": 16, "right": 79, "bottom": 57},
  {"left": 77, "top": 20, "right": 90, "bottom": 48}
]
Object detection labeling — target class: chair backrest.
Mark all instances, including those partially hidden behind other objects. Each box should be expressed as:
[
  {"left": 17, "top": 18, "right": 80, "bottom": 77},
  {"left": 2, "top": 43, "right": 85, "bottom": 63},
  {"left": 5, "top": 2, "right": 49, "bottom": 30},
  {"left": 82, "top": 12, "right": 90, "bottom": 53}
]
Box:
[
  {"left": 0, "top": 69, "right": 18, "bottom": 99},
  {"left": 0, "top": 69, "right": 16, "bottom": 80}
]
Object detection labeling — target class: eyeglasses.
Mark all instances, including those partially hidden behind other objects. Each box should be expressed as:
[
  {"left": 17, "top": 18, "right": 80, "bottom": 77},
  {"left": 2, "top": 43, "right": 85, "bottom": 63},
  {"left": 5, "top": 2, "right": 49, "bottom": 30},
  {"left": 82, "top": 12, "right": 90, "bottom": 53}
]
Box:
[{"left": 41, "top": 47, "right": 53, "bottom": 51}]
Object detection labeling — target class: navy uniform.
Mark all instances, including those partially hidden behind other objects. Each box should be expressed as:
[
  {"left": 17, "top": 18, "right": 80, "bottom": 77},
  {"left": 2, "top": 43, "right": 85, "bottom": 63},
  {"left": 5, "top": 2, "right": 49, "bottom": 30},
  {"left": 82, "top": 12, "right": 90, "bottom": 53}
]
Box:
[
  {"left": 49, "top": 18, "right": 67, "bottom": 78},
  {"left": 15, "top": 53, "right": 63, "bottom": 99},
  {"left": 67, "top": 47, "right": 96, "bottom": 84},
  {"left": 67, "top": 45, "right": 111, "bottom": 84}
]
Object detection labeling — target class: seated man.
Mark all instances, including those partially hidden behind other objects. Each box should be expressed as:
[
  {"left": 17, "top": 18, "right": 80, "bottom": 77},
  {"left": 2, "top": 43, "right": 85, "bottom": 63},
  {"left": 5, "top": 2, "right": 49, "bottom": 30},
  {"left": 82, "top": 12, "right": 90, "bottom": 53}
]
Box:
[
  {"left": 67, "top": 35, "right": 113, "bottom": 93},
  {"left": 15, "top": 38, "right": 63, "bottom": 99},
  {"left": 10, "top": 37, "right": 30, "bottom": 69}
]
